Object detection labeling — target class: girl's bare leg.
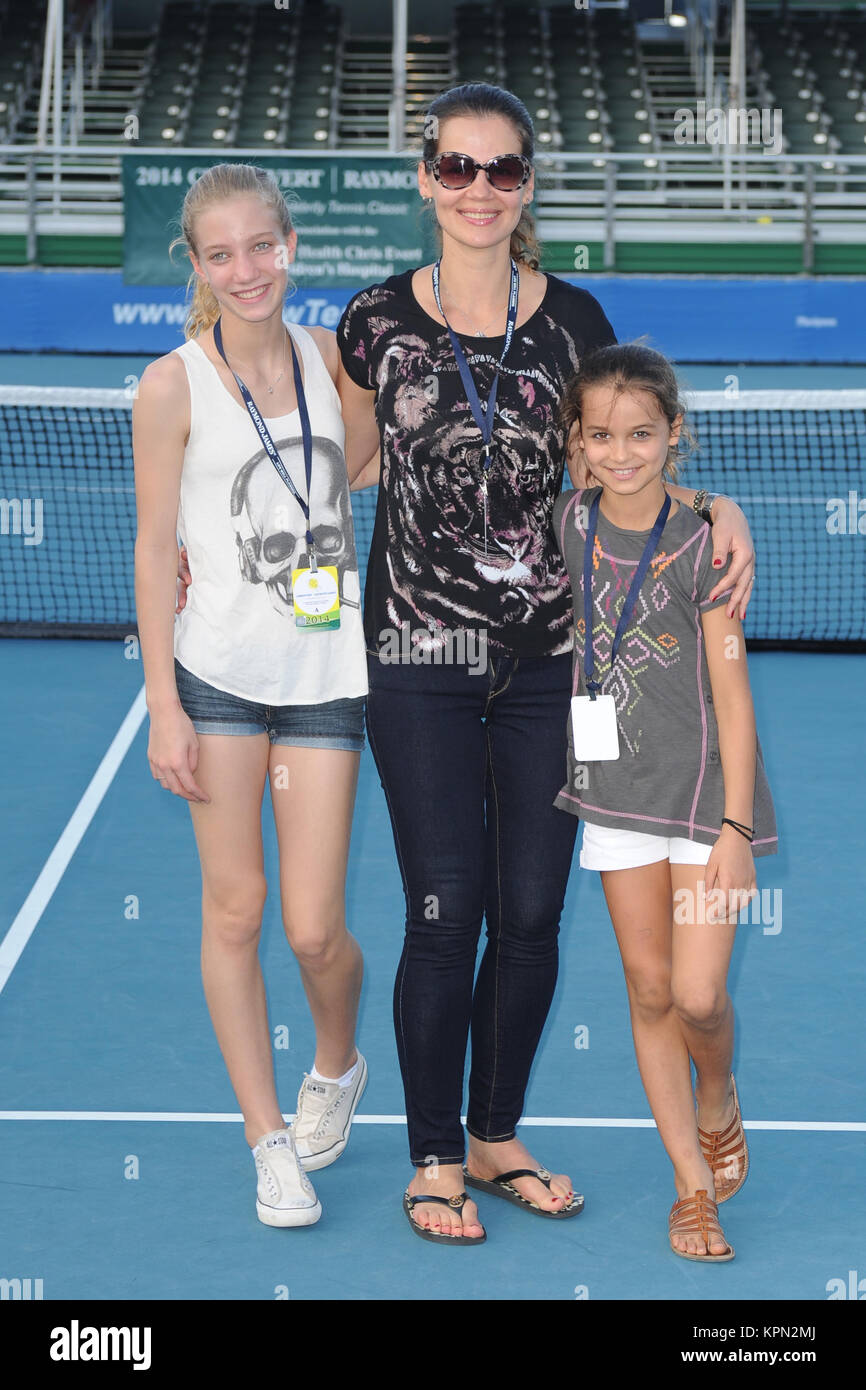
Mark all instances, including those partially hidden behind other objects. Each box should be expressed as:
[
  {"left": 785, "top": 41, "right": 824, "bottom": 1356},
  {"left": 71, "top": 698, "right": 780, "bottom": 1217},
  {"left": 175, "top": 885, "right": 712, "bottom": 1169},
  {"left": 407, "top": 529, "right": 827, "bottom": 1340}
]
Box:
[
  {"left": 187, "top": 733, "right": 285, "bottom": 1148},
  {"left": 268, "top": 746, "right": 363, "bottom": 1079},
  {"left": 670, "top": 864, "right": 738, "bottom": 1136},
  {"left": 601, "top": 860, "right": 728, "bottom": 1255}
]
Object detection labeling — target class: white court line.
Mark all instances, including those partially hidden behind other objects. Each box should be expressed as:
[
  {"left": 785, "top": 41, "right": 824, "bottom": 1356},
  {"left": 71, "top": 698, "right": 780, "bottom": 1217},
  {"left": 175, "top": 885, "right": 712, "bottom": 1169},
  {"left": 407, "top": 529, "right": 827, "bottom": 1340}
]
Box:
[
  {"left": 0, "top": 1111, "right": 862, "bottom": 1132},
  {"left": 0, "top": 688, "right": 148, "bottom": 996}
]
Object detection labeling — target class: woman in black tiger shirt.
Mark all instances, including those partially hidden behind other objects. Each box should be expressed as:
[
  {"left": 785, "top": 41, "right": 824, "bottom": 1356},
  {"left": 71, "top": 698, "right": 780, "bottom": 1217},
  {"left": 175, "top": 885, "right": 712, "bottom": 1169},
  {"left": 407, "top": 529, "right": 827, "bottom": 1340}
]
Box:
[{"left": 337, "top": 83, "right": 756, "bottom": 1243}]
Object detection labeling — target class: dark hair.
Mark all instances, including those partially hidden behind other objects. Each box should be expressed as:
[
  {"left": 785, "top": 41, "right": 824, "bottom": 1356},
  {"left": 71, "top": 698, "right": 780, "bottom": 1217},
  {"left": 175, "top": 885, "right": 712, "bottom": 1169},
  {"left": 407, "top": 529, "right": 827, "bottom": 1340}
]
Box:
[
  {"left": 560, "top": 342, "right": 695, "bottom": 481},
  {"left": 421, "top": 83, "right": 541, "bottom": 270}
]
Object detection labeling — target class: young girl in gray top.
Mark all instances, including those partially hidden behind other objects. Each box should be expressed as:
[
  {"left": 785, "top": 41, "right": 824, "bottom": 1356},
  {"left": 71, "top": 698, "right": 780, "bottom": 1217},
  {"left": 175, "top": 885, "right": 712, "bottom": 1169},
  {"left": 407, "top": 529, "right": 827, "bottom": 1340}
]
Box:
[{"left": 553, "top": 344, "right": 778, "bottom": 1264}]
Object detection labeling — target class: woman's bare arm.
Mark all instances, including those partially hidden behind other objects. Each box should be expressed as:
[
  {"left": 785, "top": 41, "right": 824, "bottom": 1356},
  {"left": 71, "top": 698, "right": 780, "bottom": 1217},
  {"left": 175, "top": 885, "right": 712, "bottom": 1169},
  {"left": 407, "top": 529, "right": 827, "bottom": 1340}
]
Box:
[
  {"left": 336, "top": 358, "right": 380, "bottom": 483},
  {"left": 308, "top": 328, "right": 381, "bottom": 488},
  {"left": 350, "top": 450, "right": 381, "bottom": 490},
  {"left": 701, "top": 604, "right": 758, "bottom": 916},
  {"left": 668, "top": 486, "right": 755, "bottom": 618},
  {"left": 133, "top": 355, "right": 188, "bottom": 710},
  {"left": 306, "top": 324, "right": 339, "bottom": 385},
  {"left": 133, "top": 354, "right": 208, "bottom": 801}
]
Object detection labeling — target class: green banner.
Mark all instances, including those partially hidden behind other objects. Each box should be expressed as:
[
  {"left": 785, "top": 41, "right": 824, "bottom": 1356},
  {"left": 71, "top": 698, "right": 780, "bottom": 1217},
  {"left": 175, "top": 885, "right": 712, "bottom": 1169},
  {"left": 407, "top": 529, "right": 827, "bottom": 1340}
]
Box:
[{"left": 122, "top": 154, "right": 437, "bottom": 286}]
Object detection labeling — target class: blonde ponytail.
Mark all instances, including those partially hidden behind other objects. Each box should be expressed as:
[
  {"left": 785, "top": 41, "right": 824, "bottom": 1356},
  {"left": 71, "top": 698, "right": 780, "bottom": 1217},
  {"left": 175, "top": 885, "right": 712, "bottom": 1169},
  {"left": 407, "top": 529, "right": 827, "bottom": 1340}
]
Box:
[{"left": 179, "top": 271, "right": 221, "bottom": 339}]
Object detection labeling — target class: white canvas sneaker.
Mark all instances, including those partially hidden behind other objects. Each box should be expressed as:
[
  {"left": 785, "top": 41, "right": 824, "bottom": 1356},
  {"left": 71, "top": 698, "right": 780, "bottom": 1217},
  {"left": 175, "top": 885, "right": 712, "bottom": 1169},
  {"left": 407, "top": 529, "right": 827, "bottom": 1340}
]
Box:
[
  {"left": 252, "top": 1127, "right": 322, "bottom": 1228},
  {"left": 292, "top": 1053, "right": 368, "bottom": 1172}
]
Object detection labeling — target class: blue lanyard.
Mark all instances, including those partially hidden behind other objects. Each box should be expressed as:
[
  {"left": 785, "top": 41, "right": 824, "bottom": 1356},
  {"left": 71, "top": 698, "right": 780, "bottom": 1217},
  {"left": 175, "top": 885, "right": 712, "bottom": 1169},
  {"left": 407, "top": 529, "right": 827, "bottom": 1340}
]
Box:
[
  {"left": 430, "top": 257, "right": 520, "bottom": 472},
  {"left": 213, "top": 317, "right": 315, "bottom": 555},
  {"left": 582, "top": 491, "right": 672, "bottom": 699}
]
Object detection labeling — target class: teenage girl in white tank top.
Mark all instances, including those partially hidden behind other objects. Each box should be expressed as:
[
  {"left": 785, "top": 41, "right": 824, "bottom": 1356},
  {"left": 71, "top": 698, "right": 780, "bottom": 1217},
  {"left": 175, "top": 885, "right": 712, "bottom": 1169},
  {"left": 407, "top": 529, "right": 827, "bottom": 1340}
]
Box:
[
  {"left": 133, "top": 165, "right": 369, "bottom": 1228},
  {"left": 172, "top": 319, "right": 366, "bottom": 705}
]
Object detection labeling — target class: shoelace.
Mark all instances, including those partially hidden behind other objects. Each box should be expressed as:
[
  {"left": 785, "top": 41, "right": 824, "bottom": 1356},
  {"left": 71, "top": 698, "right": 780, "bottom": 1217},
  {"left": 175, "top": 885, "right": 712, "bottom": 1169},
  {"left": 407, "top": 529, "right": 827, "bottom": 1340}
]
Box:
[
  {"left": 256, "top": 1153, "right": 280, "bottom": 1200},
  {"left": 257, "top": 1142, "right": 313, "bottom": 1200},
  {"left": 314, "top": 1087, "right": 351, "bottom": 1138},
  {"left": 298, "top": 1075, "right": 351, "bottom": 1138}
]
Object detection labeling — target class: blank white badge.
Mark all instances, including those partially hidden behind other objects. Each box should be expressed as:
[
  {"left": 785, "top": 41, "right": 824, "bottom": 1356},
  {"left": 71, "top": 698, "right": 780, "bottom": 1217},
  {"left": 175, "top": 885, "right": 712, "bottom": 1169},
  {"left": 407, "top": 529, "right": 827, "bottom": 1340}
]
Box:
[{"left": 571, "top": 694, "right": 620, "bottom": 761}]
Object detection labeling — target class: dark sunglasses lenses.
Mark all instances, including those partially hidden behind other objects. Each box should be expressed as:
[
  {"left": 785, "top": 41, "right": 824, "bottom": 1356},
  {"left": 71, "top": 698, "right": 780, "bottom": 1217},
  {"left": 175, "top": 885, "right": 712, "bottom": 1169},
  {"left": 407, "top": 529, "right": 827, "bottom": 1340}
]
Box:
[
  {"left": 435, "top": 153, "right": 528, "bottom": 190},
  {"left": 486, "top": 155, "right": 529, "bottom": 189},
  {"left": 435, "top": 154, "right": 477, "bottom": 187}
]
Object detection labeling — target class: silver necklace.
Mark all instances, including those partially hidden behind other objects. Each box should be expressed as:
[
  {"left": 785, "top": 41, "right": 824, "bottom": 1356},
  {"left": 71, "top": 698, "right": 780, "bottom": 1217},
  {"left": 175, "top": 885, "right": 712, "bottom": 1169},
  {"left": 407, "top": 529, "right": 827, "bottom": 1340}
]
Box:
[
  {"left": 441, "top": 286, "right": 507, "bottom": 338},
  {"left": 225, "top": 328, "right": 288, "bottom": 393}
]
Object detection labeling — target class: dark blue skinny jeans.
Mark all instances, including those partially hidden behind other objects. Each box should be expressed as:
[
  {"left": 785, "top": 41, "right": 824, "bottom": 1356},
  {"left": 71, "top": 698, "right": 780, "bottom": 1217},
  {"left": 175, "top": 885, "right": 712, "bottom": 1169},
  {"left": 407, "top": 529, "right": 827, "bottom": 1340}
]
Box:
[{"left": 365, "top": 647, "right": 578, "bottom": 1167}]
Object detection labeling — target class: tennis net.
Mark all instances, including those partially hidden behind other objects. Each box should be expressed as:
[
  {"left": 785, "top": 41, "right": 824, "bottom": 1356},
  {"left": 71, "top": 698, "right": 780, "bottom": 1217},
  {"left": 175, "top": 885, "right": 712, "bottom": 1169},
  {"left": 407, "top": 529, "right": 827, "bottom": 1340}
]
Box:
[{"left": 1, "top": 385, "right": 864, "bottom": 647}]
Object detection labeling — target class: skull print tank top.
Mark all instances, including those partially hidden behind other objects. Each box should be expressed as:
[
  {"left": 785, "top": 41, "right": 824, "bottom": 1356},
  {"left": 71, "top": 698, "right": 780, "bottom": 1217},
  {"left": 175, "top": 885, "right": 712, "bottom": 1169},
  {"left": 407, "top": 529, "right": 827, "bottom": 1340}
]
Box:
[{"left": 171, "top": 321, "right": 368, "bottom": 705}]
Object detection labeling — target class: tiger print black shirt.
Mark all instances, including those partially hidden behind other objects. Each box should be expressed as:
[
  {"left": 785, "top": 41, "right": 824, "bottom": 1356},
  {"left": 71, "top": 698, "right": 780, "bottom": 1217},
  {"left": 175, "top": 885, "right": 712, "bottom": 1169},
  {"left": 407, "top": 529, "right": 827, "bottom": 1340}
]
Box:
[{"left": 337, "top": 268, "right": 616, "bottom": 657}]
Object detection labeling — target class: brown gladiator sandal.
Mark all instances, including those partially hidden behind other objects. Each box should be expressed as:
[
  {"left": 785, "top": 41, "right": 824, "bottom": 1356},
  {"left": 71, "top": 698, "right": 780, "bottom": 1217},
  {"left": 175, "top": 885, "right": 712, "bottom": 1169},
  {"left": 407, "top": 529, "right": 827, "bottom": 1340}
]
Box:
[
  {"left": 698, "top": 1073, "right": 749, "bottom": 1204},
  {"left": 669, "top": 1189, "right": 735, "bottom": 1262}
]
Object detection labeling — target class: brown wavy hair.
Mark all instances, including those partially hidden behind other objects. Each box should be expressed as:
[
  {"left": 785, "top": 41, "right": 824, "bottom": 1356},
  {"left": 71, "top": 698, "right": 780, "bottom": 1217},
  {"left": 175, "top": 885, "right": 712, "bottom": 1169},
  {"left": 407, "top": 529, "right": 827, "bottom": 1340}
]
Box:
[
  {"left": 560, "top": 342, "right": 696, "bottom": 481},
  {"left": 169, "top": 163, "right": 294, "bottom": 339},
  {"left": 420, "top": 83, "right": 542, "bottom": 270}
]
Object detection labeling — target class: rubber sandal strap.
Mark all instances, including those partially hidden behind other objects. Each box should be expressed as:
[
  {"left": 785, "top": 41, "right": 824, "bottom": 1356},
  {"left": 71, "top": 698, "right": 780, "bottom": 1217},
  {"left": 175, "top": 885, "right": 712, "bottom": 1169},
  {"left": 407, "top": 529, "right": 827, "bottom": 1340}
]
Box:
[
  {"left": 404, "top": 1191, "right": 467, "bottom": 1211},
  {"left": 488, "top": 1167, "right": 552, "bottom": 1188}
]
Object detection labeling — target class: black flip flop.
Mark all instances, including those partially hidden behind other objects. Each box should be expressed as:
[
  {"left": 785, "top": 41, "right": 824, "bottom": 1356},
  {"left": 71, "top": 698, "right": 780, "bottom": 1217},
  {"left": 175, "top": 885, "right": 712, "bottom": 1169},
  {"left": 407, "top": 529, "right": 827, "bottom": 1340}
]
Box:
[
  {"left": 402, "top": 1190, "right": 487, "bottom": 1244},
  {"left": 462, "top": 1166, "right": 584, "bottom": 1219}
]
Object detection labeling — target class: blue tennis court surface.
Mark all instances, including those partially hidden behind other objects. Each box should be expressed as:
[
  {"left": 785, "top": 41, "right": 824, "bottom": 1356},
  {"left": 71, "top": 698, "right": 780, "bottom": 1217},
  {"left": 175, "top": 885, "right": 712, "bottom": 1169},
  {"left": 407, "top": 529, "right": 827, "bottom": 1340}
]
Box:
[{"left": 1, "top": 638, "right": 863, "bottom": 1300}]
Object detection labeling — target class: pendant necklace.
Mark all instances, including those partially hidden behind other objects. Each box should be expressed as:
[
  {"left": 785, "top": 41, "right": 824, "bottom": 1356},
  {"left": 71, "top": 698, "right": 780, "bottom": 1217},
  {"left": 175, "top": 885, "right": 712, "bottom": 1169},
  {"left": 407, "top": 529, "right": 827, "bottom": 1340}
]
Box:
[
  {"left": 441, "top": 294, "right": 504, "bottom": 339},
  {"left": 222, "top": 327, "right": 288, "bottom": 394}
]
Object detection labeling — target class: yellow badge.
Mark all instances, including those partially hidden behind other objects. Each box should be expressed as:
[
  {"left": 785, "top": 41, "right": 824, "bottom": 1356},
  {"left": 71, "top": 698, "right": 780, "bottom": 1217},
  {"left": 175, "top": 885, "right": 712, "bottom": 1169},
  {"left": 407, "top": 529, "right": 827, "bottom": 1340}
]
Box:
[{"left": 291, "top": 565, "right": 341, "bottom": 630}]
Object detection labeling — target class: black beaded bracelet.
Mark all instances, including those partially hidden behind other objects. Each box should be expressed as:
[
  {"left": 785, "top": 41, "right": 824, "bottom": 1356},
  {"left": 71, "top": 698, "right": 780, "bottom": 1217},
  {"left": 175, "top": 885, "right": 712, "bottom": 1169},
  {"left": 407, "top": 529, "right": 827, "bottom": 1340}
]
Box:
[{"left": 722, "top": 817, "right": 754, "bottom": 842}]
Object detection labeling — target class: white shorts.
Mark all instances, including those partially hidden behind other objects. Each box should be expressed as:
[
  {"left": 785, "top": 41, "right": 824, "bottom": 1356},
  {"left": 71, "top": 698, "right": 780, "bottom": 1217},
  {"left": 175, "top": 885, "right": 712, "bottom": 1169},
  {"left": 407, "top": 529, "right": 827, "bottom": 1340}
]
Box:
[{"left": 579, "top": 821, "right": 713, "bottom": 871}]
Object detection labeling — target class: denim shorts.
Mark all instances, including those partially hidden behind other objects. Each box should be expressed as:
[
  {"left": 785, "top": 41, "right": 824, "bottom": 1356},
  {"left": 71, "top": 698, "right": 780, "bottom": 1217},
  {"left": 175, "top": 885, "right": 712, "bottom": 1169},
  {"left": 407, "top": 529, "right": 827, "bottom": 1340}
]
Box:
[{"left": 174, "top": 660, "right": 366, "bottom": 752}]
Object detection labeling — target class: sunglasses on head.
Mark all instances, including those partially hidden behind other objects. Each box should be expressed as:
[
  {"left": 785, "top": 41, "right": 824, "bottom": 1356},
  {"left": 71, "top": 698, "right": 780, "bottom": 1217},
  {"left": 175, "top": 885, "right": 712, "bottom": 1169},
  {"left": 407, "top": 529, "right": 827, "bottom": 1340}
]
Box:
[{"left": 424, "top": 151, "right": 532, "bottom": 192}]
